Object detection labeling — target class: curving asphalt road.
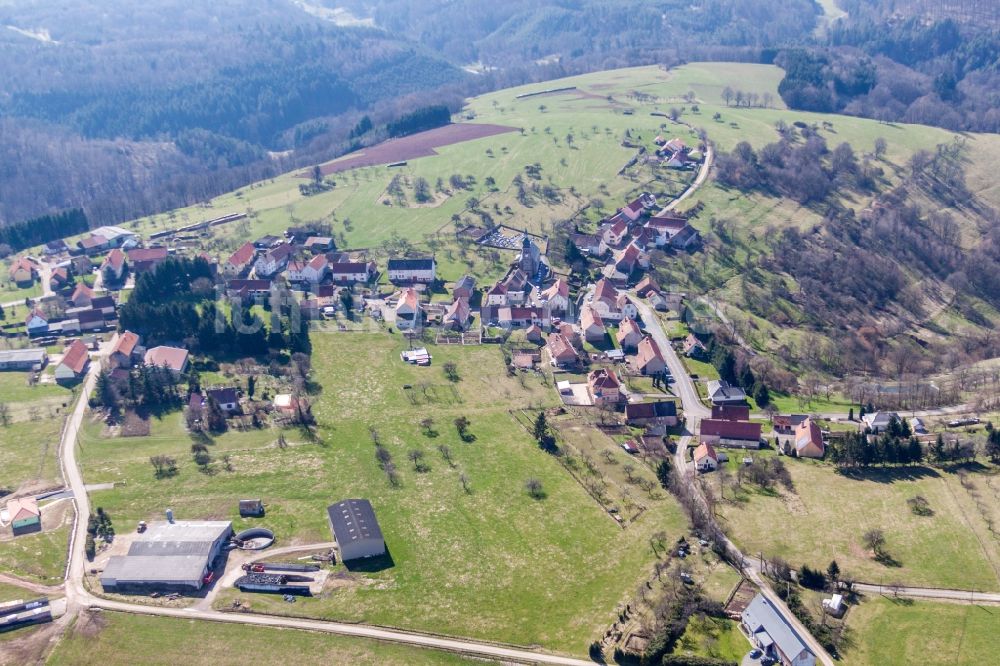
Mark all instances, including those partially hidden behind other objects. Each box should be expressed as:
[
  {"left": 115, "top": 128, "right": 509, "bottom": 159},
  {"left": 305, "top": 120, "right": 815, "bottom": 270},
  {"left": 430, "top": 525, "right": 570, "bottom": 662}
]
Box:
[{"left": 631, "top": 297, "right": 836, "bottom": 666}]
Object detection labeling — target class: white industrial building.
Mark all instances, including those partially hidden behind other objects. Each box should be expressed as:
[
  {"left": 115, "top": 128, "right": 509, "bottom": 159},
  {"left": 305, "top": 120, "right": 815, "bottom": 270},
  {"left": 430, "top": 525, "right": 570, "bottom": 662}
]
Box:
[
  {"left": 100, "top": 519, "right": 233, "bottom": 592},
  {"left": 327, "top": 499, "right": 385, "bottom": 562}
]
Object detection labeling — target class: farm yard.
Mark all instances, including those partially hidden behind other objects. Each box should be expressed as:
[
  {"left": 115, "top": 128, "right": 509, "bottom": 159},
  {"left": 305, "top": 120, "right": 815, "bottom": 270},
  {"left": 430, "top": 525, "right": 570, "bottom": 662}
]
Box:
[
  {"left": 79, "top": 332, "right": 689, "bottom": 652},
  {"left": 715, "top": 453, "right": 1000, "bottom": 591}
]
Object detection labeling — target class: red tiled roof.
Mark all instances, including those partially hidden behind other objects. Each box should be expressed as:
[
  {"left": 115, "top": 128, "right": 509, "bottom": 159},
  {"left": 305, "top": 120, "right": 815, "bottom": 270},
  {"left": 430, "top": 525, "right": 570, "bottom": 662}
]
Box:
[
  {"left": 307, "top": 254, "right": 328, "bottom": 270},
  {"left": 711, "top": 404, "right": 750, "bottom": 421},
  {"left": 127, "top": 247, "right": 168, "bottom": 262},
  {"left": 228, "top": 242, "right": 256, "bottom": 267},
  {"left": 593, "top": 278, "right": 618, "bottom": 306},
  {"left": 636, "top": 336, "right": 665, "bottom": 369},
  {"left": 8, "top": 257, "right": 37, "bottom": 277},
  {"left": 6, "top": 496, "right": 40, "bottom": 521},
  {"left": 144, "top": 346, "right": 189, "bottom": 372},
  {"left": 795, "top": 418, "right": 825, "bottom": 454},
  {"left": 580, "top": 303, "right": 605, "bottom": 332},
  {"left": 60, "top": 339, "right": 90, "bottom": 374},
  {"left": 617, "top": 317, "right": 642, "bottom": 343},
  {"left": 625, "top": 198, "right": 645, "bottom": 213},
  {"left": 542, "top": 278, "right": 569, "bottom": 301},
  {"left": 699, "top": 419, "right": 762, "bottom": 441},
  {"left": 104, "top": 248, "right": 126, "bottom": 270},
  {"left": 71, "top": 282, "right": 94, "bottom": 302},
  {"left": 694, "top": 442, "right": 718, "bottom": 462},
  {"left": 112, "top": 330, "right": 140, "bottom": 357},
  {"left": 546, "top": 333, "right": 578, "bottom": 361},
  {"left": 588, "top": 367, "right": 621, "bottom": 390}
]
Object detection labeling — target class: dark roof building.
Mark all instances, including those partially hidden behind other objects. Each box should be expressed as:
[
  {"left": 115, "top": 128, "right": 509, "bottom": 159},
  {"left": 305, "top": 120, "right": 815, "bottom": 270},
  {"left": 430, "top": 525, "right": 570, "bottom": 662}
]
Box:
[
  {"left": 625, "top": 400, "right": 679, "bottom": 425},
  {"left": 327, "top": 498, "right": 385, "bottom": 561}
]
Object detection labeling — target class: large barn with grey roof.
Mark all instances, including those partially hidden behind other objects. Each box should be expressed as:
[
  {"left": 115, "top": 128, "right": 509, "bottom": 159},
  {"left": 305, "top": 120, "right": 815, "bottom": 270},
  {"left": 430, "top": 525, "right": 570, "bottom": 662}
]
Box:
[{"left": 327, "top": 499, "right": 385, "bottom": 562}]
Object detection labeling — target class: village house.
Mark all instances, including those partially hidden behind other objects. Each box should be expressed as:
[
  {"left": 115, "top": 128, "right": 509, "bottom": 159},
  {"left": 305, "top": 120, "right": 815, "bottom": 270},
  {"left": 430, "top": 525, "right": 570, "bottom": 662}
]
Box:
[
  {"left": 497, "top": 306, "right": 549, "bottom": 330},
  {"left": 587, "top": 368, "right": 624, "bottom": 406},
  {"left": 579, "top": 303, "right": 606, "bottom": 342},
  {"left": 55, "top": 339, "right": 91, "bottom": 383},
  {"left": 635, "top": 275, "right": 659, "bottom": 298},
  {"left": 254, "top": 234, "right": 282, "bottom": 249},
  {"left": 205, "top": 387, "right": 240, "bottom": 413},
  {"left": 70, "top": 282, "right": 95, "bottom": 308},
  {"left": 861, "top": 411, "right": 900, "bottom": 434},
  {"left": 790, "top": 418, "right": 825, "bottom": 458},
  {"left": 90, "top": 295, "right": 116, "bottom": 317},
  {"left": 387, "top": 257, "right": 436, "bottom": 284},
  {"left": 707, "top": 380, "right": 747, "bottom": 405},
  {"left": 539, "top": 278, "right": 570, "bottom": 313},
  {"left": 648, "top": 291, "right": 669, "bottom": 311},
  {"left": 453, "top": 275, "right": 476, "bottom": 300},
  {"left": 101, "top": 248, "right": 127, "bottom": 282},
  {"left": 546, "top": 333, "right": 579, "bottom": 368},
  {"left": 8, "top": 257, "right": 38, "bottom": 285},
  {"left": 44, "top": 239, "right": 68, "bottom": 255},
  {"left": 25, "top": 309, "right": 49, "bottom": 336},
  {"left": 224, "top": 242, "right": 256, "bottom": 278},
  {"left": 619, "top": 192, "right": 656, "bottom": 222},
  {"left": 75, "top": 308, "right": 108, "bottom": 332},
  {"left": 329, "top": 261, "right": 376, "bottom": 284},
  {"left": 683, "top": 333, "right": 708, "bottom": 359},
  {"left": 304, "top": 236, "right": 334, "bottom": 253},
  {"left": 773, "top": 413, "right": 808, "bottom": 434},
  {"left": 254, "top": 243, "right": 295, "bottom": 279},
  {"left": 6, "top": 496, "right": 41, "bottom": 536},
  {"left": 625, "top": 400, "right": 678, "bottom": 427},
  {"left": 712, "top": 404, "right": 751, "bottom": 421},
  {"left": 699, "top": 419, "right": 762, "bottom": 448},
  {"left": 557, "top": 322, "right": 581, "bottom": 347},
  {"left": 442, "top": 298, "right": 471, "bottom": 331},
  {"left": 609, "top": 242, "right": 650, "bottom": 278},
  {"left": 226, "top": 279, "right": 271, "bottom": 300},
  {"left": 288, "top": 254, "right": 328, "bottom": 284},
  {"left": 602, "top": 212, "right": 632, "bottom": 246},
  {"left": 144, "top": 346, "right": 189, "bottom": 375},
  {"left": 109, "top": 330, "right": 142, "bottom": 369},
  {"left": 525, "top": 324, "right": 544, "bottom": 344},
  {"left": 616, "top": 317, "right": 644, "bottom": 351},
  {"left": 693, "top": 442, "right": 719, "bottom": 472},
  {"left": 127, "top": 247, "right": 169, "bottom": 274},
  {"left": 589, "top": 279, "right": 637, "bottom": 322},
  {"left": 394, "top": 288, "right": 422, "bottom": 330},
  {"left": 49, "top": 266, "right": 70, "bottom": 291},
  {"left": 741, "top": 594, "right": 816, "bottom": 666},
  {"left": 635, "top": 336, "right": 668, "bottom": 376},
  {"left": 570, "top": 233, "right": 607, "bottom": 257}
]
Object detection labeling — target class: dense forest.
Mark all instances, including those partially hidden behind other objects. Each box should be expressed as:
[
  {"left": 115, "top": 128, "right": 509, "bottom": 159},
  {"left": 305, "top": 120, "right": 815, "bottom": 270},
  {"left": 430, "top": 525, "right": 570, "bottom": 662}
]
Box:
[{"left": 777, "top": 3, "right": 1000, "bottom": 132}]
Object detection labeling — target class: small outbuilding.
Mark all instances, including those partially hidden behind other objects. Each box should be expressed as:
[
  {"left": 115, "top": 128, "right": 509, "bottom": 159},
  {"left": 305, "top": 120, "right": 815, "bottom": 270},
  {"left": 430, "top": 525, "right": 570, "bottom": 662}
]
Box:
[
  {"left": 6, "top": 497, "right": 41, "bottom": 536},
  {"left": 239, "top": 499, "right": 265, "bottom": 517},
  {"left": 327, "top": 498, "right": 385, "bottom": 562}
]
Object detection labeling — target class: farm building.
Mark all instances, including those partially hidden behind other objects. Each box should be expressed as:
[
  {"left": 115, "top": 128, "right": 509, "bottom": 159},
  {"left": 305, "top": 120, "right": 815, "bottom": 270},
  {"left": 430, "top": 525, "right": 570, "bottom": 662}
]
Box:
[
  {"left": 387, "top": 258, "right": 436, "bottom": 284},
  {"left": 624, "top": 400, "right": 678, "bottom": 427},
  {"left": 100, "top": 520, "right": 233, "bottom": 593},
  {"left": 6, "top": 496, "right": 41, "bottom": 536},
  {"left": 0, "top": 348, "right": 47, "bottom": 372},
  {"left": 327, "top": 499, "right": 385, "bottom": 562},
  {"left": 699, "top": 419, "right": 762, "bottom": 448},
  {"left": 741, "top": 594, "right": 816, "bottom": 666},
  {"left": 239, "top": 499, "right": 265, "bottom": 517},
  {"left": 144, "top": 346, "right": 189, "bottom": 375}
]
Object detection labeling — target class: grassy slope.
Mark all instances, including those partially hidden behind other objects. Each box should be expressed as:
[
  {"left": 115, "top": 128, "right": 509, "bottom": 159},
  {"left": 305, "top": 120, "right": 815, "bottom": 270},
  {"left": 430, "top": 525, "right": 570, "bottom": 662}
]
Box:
[
  {"left": 717, "top": 455, "right": 1000, "bottom": 590},
  {"left": 0, "top": 418, "right": 64, "bottom": 490},
  {"left": 82, "top": 333, "right": 687, "bottom": 653},
  {"left": 46, "top": 611, "right": 479, "bottom": 666},
  {"left": 845, "top": 598, "right": 1000, "bottom": 666}
]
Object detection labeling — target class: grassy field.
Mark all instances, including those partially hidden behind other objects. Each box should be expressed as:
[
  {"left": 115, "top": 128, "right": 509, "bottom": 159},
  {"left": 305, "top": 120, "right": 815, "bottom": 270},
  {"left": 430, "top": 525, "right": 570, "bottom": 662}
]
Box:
[
  {"left": 0, "top": 418, "right": 65, "bottom": 491},
  {"left": 46, "top": 611, "right": 480, "bottom": 666},
  {"left": 0, "top": 519, "right": 70, "bottom": 583},
  {"left": 716, "top": 454, "right": 1000, "bottom": 590},
  {"left": 845, "top": 598, "right": 1000, "bottom": 666},
  {"left": 83, "top": 332, "right": 687, "bottom": 653}
]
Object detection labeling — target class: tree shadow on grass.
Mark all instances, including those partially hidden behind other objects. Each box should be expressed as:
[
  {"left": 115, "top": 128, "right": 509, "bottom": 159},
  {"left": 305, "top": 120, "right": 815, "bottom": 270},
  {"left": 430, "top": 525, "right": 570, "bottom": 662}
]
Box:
[
  {"left": 343, "top": 548, "right": 395, "bottom": 573},
  {"left": 837, "top": 465, "right": 940, "bottom": 484}
]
